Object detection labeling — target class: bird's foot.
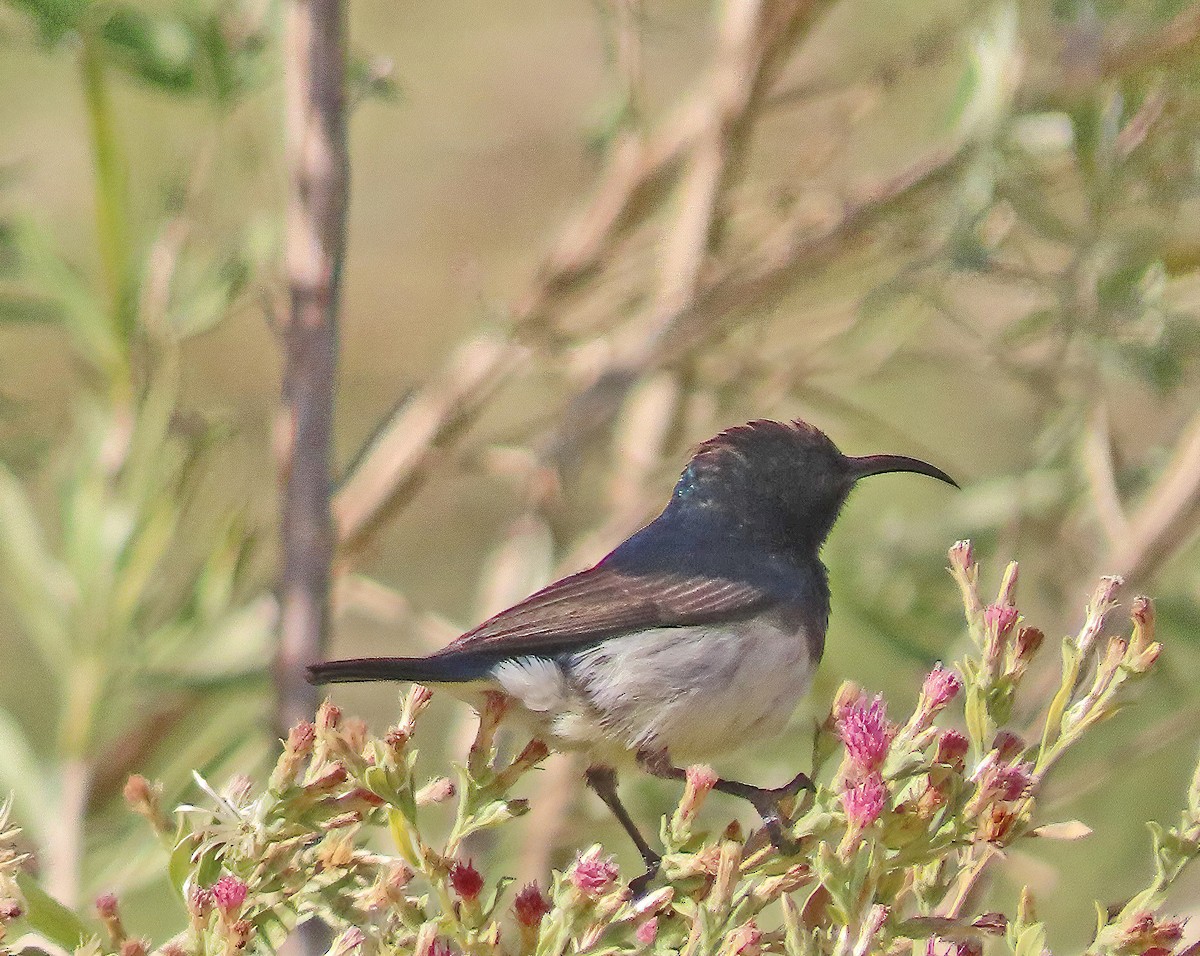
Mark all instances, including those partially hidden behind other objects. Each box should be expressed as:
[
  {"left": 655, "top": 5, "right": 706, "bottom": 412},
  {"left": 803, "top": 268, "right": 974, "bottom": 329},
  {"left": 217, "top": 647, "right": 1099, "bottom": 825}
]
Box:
[
  {"left": 746, "top": 772, "right": 813, "bottom": 855},
  {"left": 629, "top": 855, "right": 662, "bottom": 898}
]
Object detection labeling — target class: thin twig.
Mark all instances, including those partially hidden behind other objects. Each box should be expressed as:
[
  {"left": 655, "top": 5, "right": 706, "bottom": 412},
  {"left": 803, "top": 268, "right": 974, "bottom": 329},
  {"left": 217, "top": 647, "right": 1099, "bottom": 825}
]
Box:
[
  {"left": 1103, "top": 410, "right": 1200, "bottom": 588},
  {"left": 1082, "top": 403, "right": 1127, "bottom": 546}
]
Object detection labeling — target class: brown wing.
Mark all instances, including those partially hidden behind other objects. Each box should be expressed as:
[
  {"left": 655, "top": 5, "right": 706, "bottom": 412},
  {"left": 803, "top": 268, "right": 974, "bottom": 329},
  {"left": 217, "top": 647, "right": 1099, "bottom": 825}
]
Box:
[{"left": 435, "top": 563, "right": 771, "bottom": 660}]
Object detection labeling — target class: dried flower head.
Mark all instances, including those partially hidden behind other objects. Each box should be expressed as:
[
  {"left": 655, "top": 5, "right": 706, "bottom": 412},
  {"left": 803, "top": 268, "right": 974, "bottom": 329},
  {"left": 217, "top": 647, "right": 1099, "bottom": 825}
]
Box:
[
  {"left": 1120, "top": 912, "right": 1186, "bottom": 951},
  {"left": 570, "top": 846, "right": 619, "bottom": 897},
  {"left": 513, "top": 882, "right": 551, "bottom": 927},
  {"left": 839, "top": 695, "right": 893, "bottom": 772}
]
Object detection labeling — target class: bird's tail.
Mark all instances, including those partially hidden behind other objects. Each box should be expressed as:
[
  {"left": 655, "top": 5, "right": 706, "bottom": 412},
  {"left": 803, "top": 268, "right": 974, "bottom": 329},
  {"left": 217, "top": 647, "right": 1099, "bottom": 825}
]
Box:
[{"left": 307, "top": 654, "right": 484, "bottom": 686}]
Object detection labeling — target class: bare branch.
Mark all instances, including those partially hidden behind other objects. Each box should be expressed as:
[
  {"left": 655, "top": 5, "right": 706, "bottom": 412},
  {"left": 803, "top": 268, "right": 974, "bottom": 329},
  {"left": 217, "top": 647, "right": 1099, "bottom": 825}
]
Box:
[
  {"left": 1104, "top": 410, "right": 1200, "bottom": 588},
  {"left": 276, "top": 0, "right": 347, "bottom": 735},
  {"left": 1083, "top": 404, "right": 1128, "bottom": 546}
]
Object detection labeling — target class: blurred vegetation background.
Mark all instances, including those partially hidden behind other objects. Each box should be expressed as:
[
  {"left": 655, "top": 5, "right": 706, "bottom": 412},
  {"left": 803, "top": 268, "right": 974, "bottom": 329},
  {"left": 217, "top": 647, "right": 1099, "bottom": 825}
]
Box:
[{"left": 1, "top": 0, "right": 1199, "bottom": 950}]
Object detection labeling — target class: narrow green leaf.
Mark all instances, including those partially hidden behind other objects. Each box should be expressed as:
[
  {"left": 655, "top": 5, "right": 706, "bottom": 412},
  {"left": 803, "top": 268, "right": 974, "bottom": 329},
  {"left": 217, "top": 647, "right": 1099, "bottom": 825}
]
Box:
[{"left": 14, "top": 872, "right": 92, "bottom": 950}]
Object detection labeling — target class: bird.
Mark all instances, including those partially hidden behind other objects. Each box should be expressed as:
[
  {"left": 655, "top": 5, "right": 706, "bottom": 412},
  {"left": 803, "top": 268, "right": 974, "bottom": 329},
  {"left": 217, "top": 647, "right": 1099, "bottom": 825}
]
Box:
[{"left": 309, "top": 419, "right": 956, "bottom": 883}]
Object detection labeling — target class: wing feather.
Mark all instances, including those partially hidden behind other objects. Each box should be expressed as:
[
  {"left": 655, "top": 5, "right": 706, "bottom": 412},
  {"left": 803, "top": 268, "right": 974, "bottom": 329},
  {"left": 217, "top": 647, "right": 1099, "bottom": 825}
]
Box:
[{"left": 434, "top": 563, "right": 770, "bottom": 660}]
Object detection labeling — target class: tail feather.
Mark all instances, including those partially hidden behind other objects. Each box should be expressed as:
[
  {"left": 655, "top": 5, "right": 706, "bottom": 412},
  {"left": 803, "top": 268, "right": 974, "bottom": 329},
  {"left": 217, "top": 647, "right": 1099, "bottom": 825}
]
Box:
[{"left": 307, "top": 654, "right": 489, "bottom": 686}]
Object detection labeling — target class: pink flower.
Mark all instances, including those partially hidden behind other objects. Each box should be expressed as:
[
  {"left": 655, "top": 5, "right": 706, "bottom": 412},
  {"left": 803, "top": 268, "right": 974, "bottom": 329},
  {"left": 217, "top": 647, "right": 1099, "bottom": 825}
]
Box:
[
  {"left": 840, "top": 773, "right": 887, "bottom": 830},
  {"left": 211, "top": 875, "right": 248, "bottom": 918},
  {"left": 95, "top": 893, "right": 119, "bottom": 918},
  {"left": 513, "top": 882, "right": 551, "bottom": 927},
  {"left": 936, "top": 730, "right": 969, "bottom": 768},
  {"left": 838, "top": 695, "right": 893, "bottom": 772},
  {"left": 636, "top": 918, "right": 658, "bottom": 945},
  {"left": 976, "top": 761, "right": 1033, "bottom": 804},
  {"left": 449, "top": 860, "right": 484, "bottom": 901},
  {"left": 922, "top": 666, "right": 962, "bottom": 709},
  {"left": 991, "top": 731, "right": 1024, "bottom": 762},
  {"left": 570, "top": 846, "right": 619, "bottom": 897}
]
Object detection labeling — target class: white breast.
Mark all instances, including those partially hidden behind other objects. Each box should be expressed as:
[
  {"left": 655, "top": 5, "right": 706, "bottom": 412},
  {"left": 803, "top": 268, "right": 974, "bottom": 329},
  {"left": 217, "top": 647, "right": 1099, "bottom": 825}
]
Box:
[{"left": 491, "top": 618, "right": 817, "bottom": 763}]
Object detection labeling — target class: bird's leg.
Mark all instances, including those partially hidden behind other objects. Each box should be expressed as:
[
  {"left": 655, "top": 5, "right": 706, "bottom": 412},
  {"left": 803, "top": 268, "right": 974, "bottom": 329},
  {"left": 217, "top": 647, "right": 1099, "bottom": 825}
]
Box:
[
  {"left": 584, "top": 765, "right": 661, "bottom": 894},
  {"left": 637, "top": 750, "right": 812, "bottom": 853}
]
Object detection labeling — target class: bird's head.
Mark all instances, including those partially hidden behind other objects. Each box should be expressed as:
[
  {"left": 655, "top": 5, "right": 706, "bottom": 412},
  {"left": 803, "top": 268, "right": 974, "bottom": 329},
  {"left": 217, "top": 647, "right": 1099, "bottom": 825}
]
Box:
[{"left": 666, "top": 420, "right": 957, "bottom": 554}]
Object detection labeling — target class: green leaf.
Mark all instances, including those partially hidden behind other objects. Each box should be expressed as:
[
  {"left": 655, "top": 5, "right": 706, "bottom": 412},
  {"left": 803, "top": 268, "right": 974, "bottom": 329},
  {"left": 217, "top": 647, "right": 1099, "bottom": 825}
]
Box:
[
  {"left": 0, "top": 462, "right": 72, "bottom": 676},
  {"left": 99, "top": 5, "right": 199, "bottom": 93},
  {"left": 0, "top": 707, "right": 51, "bottom": 849},
  {"left": 14, "top": 872, "right": 92, "bottom": 950}
]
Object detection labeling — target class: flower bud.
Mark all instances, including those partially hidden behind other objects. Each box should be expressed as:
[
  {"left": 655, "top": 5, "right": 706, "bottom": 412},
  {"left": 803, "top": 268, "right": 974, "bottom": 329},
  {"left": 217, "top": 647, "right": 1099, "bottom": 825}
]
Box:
[
  {"left": 991, "top": 731, "right": 1025, "bottom": 763},
  {"left": 922, "top": 666, "right": 962, "bottom": 709},
  {"left": 415, "top": 777, "right": 456, "bottom": 806},
  {"left": 936, "top": 730, "right": 970, "bottom": 770},
  {"left": 1128, "top": 596, "right": 1161, "bottom": 672},
  {"left": 636, "top": 918, "right": 658, "bottom": 946},
  {"left": 96, "top": 893, "right": 126, "bottom": 944},
  {"left": 270, "top": 722, "right": 316, "bottom": 791},
  {"left": 211, "top": 876, "right": 248, "bottom": 921},
  {"left": 513, "top": 882, "right": 551, "bottom": 927},
  {"left": 120, "top": 939, "right": 147, "bottom": 956},
  {"left": 983, "top": 604, "right": 1019, "bottom": 677},
  {"left": 723, "top": 921, "right": 762, "bottom": 956},
  {"left": 674, "top": 764, "right": 718, "bottom": 826},
  {"left": 449, "top": 860, "right": 484, "bottom": 902},
  {"left": 1077, "top": 576, "right": 1122, "bottom": 656}
]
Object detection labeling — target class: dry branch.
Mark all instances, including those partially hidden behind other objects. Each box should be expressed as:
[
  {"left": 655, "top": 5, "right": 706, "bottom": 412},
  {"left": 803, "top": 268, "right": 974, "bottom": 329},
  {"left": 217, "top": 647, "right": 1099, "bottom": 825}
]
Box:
[{"left": 276, "top": 0, "right": 348, "bottom": 735}]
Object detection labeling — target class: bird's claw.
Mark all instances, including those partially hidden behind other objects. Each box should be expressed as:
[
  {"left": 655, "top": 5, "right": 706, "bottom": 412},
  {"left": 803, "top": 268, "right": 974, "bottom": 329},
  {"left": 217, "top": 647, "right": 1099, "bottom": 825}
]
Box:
[
  {"left": 629, "top": 858, "right": 662, "bottom": 898},
  {"left": 750, "top": 772, "right": 812, "bottom": 855}
]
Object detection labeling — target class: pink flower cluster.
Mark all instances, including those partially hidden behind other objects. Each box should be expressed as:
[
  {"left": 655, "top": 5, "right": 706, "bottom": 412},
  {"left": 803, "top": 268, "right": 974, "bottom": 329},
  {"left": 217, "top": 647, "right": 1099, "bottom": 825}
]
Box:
[
  {"left": 211, "top": 875, "right": 248, "bottom": 919},
  {"left": 838, "top": 695, "right": 893, "bottom": 773},
  {"left": 840, "top": 774, "right": 887, "bottom": 831},
  {"left": 570, "top": 846, "right": 619, "bottom": 897},
  {"left": 837, "top": 695, "right": 895, "bottom": 833}
]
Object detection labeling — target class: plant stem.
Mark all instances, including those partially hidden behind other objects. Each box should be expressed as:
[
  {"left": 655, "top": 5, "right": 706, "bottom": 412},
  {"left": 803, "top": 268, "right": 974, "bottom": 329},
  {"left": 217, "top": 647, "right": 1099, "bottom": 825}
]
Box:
[{"left": 79, "top": 34, "right": 133, "bottom": 378}]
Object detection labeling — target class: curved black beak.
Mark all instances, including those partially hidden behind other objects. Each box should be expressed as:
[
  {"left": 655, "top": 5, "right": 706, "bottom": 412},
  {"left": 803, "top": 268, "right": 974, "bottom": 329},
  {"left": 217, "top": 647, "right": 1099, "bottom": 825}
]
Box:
[{"left": 847, "top": 453, "right": 959, "bottom": 488}]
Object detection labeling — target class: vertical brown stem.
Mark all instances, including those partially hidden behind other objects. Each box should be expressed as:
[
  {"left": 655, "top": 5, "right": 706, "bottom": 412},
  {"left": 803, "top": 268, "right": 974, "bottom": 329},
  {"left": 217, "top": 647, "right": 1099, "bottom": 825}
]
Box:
[{"left": 277, "top": 0, "right": 347, "bottom": 736}]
